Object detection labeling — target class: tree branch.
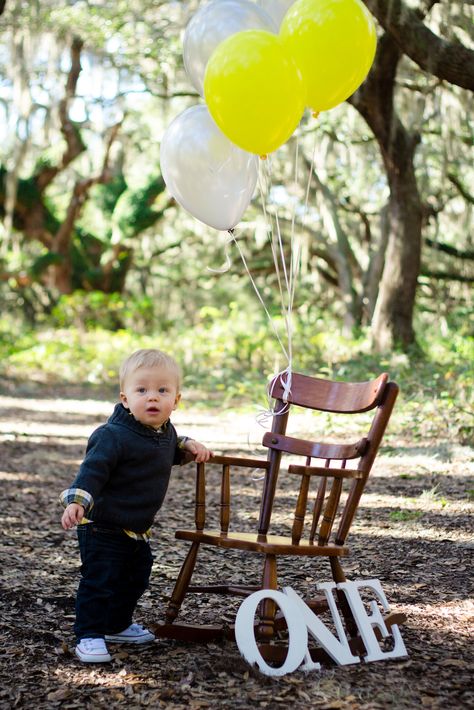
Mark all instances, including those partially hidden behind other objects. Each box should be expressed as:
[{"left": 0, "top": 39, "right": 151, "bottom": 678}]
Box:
[
  {"left": 54, "top": 121, "right": 122, "bottom": 255},
  {"left": 362, "top": 0, "right": 474, "bottom": 90},
  {"left": 421, "top": 269, "right": 474, "bottom": 283},
  {"left": 36, "top": 36, "right": 86, "bottom": 191},
  {"left": 349, "top": 33, "right": 403, "bottom": 148},
  {"left": 425, "top": 238, "right": 474, "bottom": 260},
  {"left": 447, "top": 172, "right": 474, "bottom": 204}
]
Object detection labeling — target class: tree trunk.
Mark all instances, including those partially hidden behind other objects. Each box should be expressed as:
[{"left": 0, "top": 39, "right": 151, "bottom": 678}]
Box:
[
  {"left": 350, "top": 34, "right": 423, "bottom": 350},
  {"left": 364, "top": 204, "right": 389, "bottom": 321},
  {"left": 371, "top": 158, "right": 422, "bottom": 349},
  {"left": 362, "top": 0, "right": 474, "bottom": 91},
  {"left": 312, "top": 170, "right": 362, "bottom": 333},
  {"left": 356, "top": 0, "right": 474, "bottom": 349}
]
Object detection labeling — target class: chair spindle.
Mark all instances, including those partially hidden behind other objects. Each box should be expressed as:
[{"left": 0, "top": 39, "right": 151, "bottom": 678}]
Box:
[
  {"left": 220, "top": 464, "right": 230, "bottom": 533},
  {"left": 309, "top": 459, "right": 330, "bottom": 542},
  {"left": 318, "top": 459, "right": 346, "bottom": 545},
  {"left": 195, "top": 462, "right": 206, "bottom": 531},
  {"left": 291, "top": 457, "right": 311, "bottom": 544}
]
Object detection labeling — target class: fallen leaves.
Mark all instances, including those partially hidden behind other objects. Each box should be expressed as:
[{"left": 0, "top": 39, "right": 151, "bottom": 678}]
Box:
[
  {"left": 0, "top": 389, "right": 473, "bottom": 709},
  {"left": 46, "top": 688, "right": 72, "bottom": 702}
]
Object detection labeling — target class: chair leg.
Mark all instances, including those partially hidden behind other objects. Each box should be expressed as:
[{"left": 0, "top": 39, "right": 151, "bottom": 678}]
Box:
[
  {"left": 257, "top": 554, "right": 278, "bottom": 640},
  {"left": 330, "top": 557, "right": 359, "bottom": 638},
  {"left": 165, "top": 542, "right": 200, "bottom": 624}
]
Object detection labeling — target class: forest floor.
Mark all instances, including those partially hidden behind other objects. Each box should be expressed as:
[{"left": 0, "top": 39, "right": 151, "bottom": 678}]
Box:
[{"left": 0, "top": 380, "right": 473, "bottom": 710}]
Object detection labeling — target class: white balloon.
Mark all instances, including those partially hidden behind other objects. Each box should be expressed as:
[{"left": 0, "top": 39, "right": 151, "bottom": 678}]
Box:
[
  {"left": 160, "top": 105, "right": 258, "bottom": 231},
  {"left": 183, "top": 0, "right": 276, "bottom": 96},
  {"left": 257, "top": 0, "right": 295, "bottom": 28}
]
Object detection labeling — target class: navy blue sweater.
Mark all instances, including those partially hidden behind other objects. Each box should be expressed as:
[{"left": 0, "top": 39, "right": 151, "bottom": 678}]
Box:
[{"left": 70, "top": 403, "right": 184, "bottom": 533}]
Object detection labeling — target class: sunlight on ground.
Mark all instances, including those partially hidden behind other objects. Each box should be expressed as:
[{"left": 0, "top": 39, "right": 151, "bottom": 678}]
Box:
[
  {"left": 406, "top": 599, "right": 473, "bottom": 636},
  {"left": 53, "top": 664, "right": 146, "bottom": 688},
  {"left": 359, "top": 491, "right": 473, "bottom": 511},
  {"left": 0, "top": 470, "right": 37, "bottom": 481},
  {"left": 0, "top": 393, "right": 270, "bottom": 447},
  {"left": 0, "top": 396, "right": 111, "bottom": 414},
  {"left": 352, "top": 524, "right": 473, "bottom": 544}
]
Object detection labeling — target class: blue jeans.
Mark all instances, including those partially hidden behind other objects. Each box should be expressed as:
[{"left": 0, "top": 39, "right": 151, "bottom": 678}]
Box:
[{"left": 75, "top": 523, "right": 153, "bottom": 642}]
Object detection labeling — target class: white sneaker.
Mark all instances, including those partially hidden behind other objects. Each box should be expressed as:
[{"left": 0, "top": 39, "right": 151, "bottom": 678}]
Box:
[
  {"left": 105, "top": 623, "right": 155, "bottom": 644},
  {"left": 75, "top": 637, "right": 112, "bottom": 663}
]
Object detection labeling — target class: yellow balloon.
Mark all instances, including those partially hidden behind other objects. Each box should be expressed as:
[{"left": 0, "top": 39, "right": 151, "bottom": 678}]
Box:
[
  {"left": 280, "top": 0, "right": 377, "bottom": 113},
  {"left": 204, "top": 30, "right": 305, "bottom": 155}
]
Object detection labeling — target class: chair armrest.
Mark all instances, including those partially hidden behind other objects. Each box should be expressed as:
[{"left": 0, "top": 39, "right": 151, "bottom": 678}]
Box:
[
  {"left": 180, "top": 449, "right": 196, "bottom": 465},
  {"left": 208, "top": 455, "right": 270, "bottom": 470}
]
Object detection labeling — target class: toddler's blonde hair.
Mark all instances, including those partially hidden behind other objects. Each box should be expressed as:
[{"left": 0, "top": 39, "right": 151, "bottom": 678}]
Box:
[{"left": 119, "top": 349, "right": 182, "bottom": 391}]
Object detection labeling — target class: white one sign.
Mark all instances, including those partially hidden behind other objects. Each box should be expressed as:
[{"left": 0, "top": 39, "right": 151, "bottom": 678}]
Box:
[{"left": 235, "top": 579, "right": 407, "bottom": 677}]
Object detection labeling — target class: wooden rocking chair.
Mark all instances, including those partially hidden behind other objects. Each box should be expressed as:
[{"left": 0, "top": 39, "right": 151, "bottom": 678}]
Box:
[{"left": 155, "top": 372, "right": 403, "bottom": 662}]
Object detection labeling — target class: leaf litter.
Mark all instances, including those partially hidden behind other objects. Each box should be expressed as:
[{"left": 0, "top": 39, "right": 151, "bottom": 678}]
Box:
[{"left": 0, "top": 386, "right": 473, "bottom": 709}]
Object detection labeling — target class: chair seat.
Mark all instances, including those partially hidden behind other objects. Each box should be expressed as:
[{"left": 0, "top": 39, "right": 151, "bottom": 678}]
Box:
[{"left": 175, "top": 529, "right": 349, "bottom": 556}]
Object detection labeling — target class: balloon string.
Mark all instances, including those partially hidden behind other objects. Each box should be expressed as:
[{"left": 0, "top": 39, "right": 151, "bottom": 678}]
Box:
[
  {"left": 227, "top": 132, "right": 319, "bottom": 440},
  {"left": 262, "top": 158, "right": 294, "bottom": 389},
  {"left": 257, "top": 162, "right": 286, "bottom": 311},
  {"left": 206, "top": 232, "right": 233, "bottom": 273},
  {"left": 302, "top": 129, "right": 318, "bottom": 230},
  {"left": 255, "top": 367, "right": 292, "bottom": 431},
  {"left": 255, "top": 131, "right": 317, "bottom": 418},
  {"left": 265, "top": 158, "right": 291, "bottom": 303},
  {"left": 263, "top": 158, "right": 290, "bottom": 316},
  {"left": 228, "top": 229, "right": 290, "bottom": 361}
]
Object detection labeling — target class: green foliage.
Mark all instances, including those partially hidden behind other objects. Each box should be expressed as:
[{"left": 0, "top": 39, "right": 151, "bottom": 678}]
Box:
[
  {"left": 1, "top": 0, "right": 472, "bottom": 354},
  {"left": 50, "top": 291, "right": 154, "bottom": 331},
  {"left": 419, "top": 486, "right": 448, "bottom": 508},
  {"left": 14, "top": 175, "right": 61, "bottom": 233},
  {"left": 70, "top": 232, "right": 107, "bottom": 291},
  {"left": 389, "top": 510, "right": 423, "bottom": 522},
  {"left": 15, "top": 177, "right": 41, "bottom": 208},
  {"left": 0, "top": 1, "right": 472, "bottom": 405},
  {"left": 112, "top": 176, "right": 167, "bottom": 241},
  {"left": 0, "top": 304, "right": 472, "bottom": 445},
  {"left": 93, "top": 174, "right": 128, "bottom": 216},
  {"left": 33, "top": 156, "right": 55, "bottom": 173},
  {"left": 29, "top": 251, "right": 63, "bottom": 278}
]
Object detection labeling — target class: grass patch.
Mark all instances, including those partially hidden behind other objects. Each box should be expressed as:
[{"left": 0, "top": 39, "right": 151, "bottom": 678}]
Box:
[
  {"left": 389, "top": 509, "right": 424, "bottom": 522},
  {"left": 0, "top": 307, "right": 472, "bottom": 443}
]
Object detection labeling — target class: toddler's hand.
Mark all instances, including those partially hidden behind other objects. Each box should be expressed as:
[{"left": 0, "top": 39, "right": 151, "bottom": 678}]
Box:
[
  {"left": 183, "top": 439, "right": 213, "bottom": 463},
  {"left": 61, "top": 503, "right": 85, "bottom": 530}
]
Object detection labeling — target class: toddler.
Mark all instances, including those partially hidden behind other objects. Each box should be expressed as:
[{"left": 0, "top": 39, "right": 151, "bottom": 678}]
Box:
[{"left": 60, "top": 349, "right": 212, "bottom": 662}]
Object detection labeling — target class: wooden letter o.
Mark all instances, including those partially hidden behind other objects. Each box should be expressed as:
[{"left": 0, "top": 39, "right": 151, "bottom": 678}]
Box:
[{"left": 235, "top": 589, "right": 308, "bottom": 677}]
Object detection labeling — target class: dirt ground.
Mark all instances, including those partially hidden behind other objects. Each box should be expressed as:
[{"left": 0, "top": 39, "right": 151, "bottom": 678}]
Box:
[{"left": 0, "top": 382, "right": 473, "bottom": 709}]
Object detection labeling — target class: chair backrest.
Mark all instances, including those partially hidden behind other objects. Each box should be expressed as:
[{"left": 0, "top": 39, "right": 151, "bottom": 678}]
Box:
[{"left": 257, "top": 372, "right": 398, "bottom": 545}]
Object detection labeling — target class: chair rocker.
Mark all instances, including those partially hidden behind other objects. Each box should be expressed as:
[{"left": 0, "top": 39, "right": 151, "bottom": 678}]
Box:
[{"left": 154, "top": 372, "right": 404, "bottom": 664}]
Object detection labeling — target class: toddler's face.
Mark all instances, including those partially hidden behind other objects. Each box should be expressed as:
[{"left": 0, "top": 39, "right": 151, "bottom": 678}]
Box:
[{"left": 120, "top": 365, "right": 181, "bottom": 429}]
